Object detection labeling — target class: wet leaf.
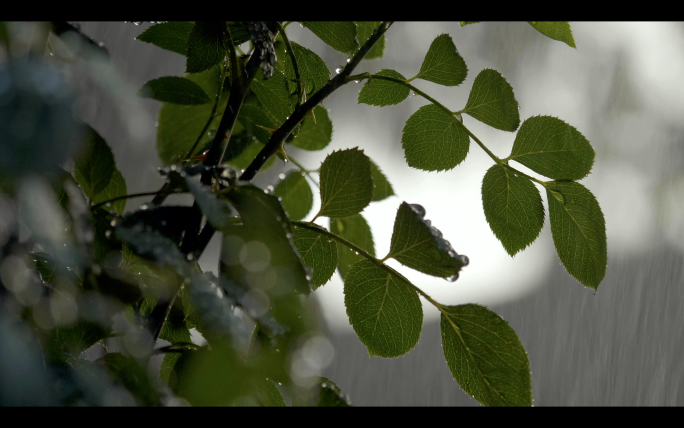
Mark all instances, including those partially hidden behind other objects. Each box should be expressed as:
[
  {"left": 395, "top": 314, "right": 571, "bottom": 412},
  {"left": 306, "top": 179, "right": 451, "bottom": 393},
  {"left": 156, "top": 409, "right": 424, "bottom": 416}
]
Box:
[
  {"left": 283, "top": 42, "right": 330, "bottom": 96},
  {"left": 318, "top": 148, "right": 373, "bottom": 218},
  {"left": 414, "top": 34, "right": 467, "bottom": 87},
  {"left": 528, "top": 21, "right": 576, "bottom": 48},
  {"left": 370, "top": 160, "right": 394, "bottom": 202},
  {"left": 355, "top": 21, "right": 385, "bottom": 59},
  {"left": 481, "top": 164, "right": 544, "bottom": 256},
  {"left": 358, "top": 69, "right": 410, "bottom": 106},
  {"left": 460, "top": 21, "right": 481, "bottom": 27},
  {"left": 387, "top": 202, "right": 467, "bottom": 279},
  {"left": 186, "top": 21, "right": 226, "bottom": 73},
  {"left": 185, "top": 176, "right": 235, "bottom": 230},
  {"left": 462, "top": 69, "right": 520, "bottom": 132},
  {"left": 302, "top": 21, "right": 359, "bottom": 55},
  {"left": 509, "top": 116, "right": 595, "bottom": 180},
  {"left": 138, "top": 76, "right": 210, "bottom": 105},
  {"left": 401, "top": 104, "right": 470, "bottom": 171},
  {"left": 227, "top": 21, "right": 251, "bottom": 46},
  {"left": 136, "top": 21, "right": 193, "bottom": 56},
  {"left": 91, "top": 168, "right": 127, "bottom": 215},
  {"left": 273, "top": 171, "right": 313, "bottom": 221},
  {"left": 187, "top": 272, "right": 245, "bottom": 345},
  {"left": 292, "top": 377, "right": 349, "bottom": 406},
  {"left": 99, "top": 353, "right": 161, "bottom": 406},
  {"left": 253, "top": 377, "right": 286, "bottom": 406},
  {"left": 546, "top": 181, "right": 607, "bottom": 289},
  {"left": 251, "top": 69, "right": 295, "bottom": 127},
  {"left": 344, "top": 259, "right": 422, "bottom": 358},
  {"left": 292, "top": 225, "right": 337, "bottom": 288},
  {"left": 330, "top": 214, "right": 375, "bottom": 280},
  {"left": 290, "top": 106, "right": 333, "bottom": 151},
  {"left": 440, "top": 304, "right": 531, "bottom": 407},
  {"left": 73, "top": 127, "right": 115, "bottom": 201}
]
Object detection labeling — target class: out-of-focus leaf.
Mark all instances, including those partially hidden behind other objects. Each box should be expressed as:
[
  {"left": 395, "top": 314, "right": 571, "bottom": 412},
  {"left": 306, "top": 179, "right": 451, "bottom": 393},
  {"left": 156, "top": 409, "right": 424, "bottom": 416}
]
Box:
[
  {"left": 292, "top": 225, "right": 337, "bottom": 288},
  {"left": 355, "top": 21, "right": 384, "bottom": 59},
  {"left": 273, "top": 171, "right": 313, "bottom": 221},
  {"left": 138, "top": 76, "right": 210, "bottom": 105},
  {"left": 302, "top": 22, "right": 359, "bottom": 55},
  {"left": 91, "top": 169, "right": 127, "bottom": 215},
  {"left": 73, "top": 127, "right": 115, "bottom": 201},
  {"left": 330, "top": 214, "right": 375, "bottom": 280}
]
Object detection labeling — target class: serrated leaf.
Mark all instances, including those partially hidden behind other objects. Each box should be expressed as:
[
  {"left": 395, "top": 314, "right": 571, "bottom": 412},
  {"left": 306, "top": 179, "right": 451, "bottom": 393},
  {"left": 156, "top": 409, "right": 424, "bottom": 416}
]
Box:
[
  {"left": 290, "top": 106, "right": 333, "bottom": 151},
  {"left": 136, "top": 22, "right": 194, "bottom": 56},
  {"left": 138, "top": 76, "right": 210, "bottom": 105},
  {"left": 302, "top": 21, "right": 359, "bottom": 55},
  {"left": 157, "top": 65, "right": 226, "bottom": 164},
  {"left": 370, "top": 160, "right": 394, "bottom": 202},
  {"left": 387, "top": 202, "right": 467, "bottom": 279},
  {"left": 359, "top": 69, "right": 410, "bottom": 107},
  {"left": 355, "top": 21, "right": 384, "bottom": 59},
  {"left": 91, "top": 168, "right": 127, "bottom": 215},
  {"left": 460, "top": 21, "right": 481, "bottom": 27},
  {"left": 160, "top": 352, "right": 182, "bottom": 385},
  {"left": 273, "top": 171, "right": 313, "bottom": 221},
  {"left": 461, "top": 69, "right": 520, "bottom": 132},
  {"left": 546, "top": 181, "right": 607, "bottom": 289},
  {"left": 414, "top": 34, "right": 467, "bottom": 87},
  {"left": 253, "top": 377, "right": 286, "bottom": 406},
  {"left": 330, "top": 214, "right": 375, "bottom": 280},
  {"left": 251, "top": 69, "right": 295, "bottom": 127},
  {"left": 238, "top": 93, "right": 280, "bottom": 143},
  {"left": 401, "top": 104, "right": 470, "bottom": 172},
  {"left": 73, "top": 127, "right": 115, "bottom": 200},
  {"left": 186, "top": 21, "right": 226, "bottom": 73},
  {"left": 227, "top": 22, "right": 251, "bottom": 46},
  {"left": 318, "top": 148, "right": 373, "bottom": 218},
  {"left": 344, "top": 260, "right": 422, "bottom": 358},
  {"left": 509, "top": 116, "right": 595, "bottom": 180},
  {"left": 482, "top": 164, "right": 544, "bottom": 256},
  {"left": 159, "top": 298, "right": 192, "bottom": 344},
  {"left": 440, "top": 304, "right": 531, "bottom": 407},
  {"left": 292, "top": 226, "right": 337, "bottom": 289},
  {"left": 283, "top": 42, "right": 330, "bottom": 97},
  {"left": 528, "top": 21, "right": 576, "bottom": 48}
]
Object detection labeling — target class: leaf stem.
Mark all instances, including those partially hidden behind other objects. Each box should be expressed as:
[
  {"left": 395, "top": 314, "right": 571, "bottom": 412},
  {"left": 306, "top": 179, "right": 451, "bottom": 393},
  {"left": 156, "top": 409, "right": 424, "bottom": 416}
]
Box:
[
  {"left": 91, "top": 190, "right": 186, "bottom": 210},
  {"left": 277, "top": 22, "right": 304, "bottom": 108}
]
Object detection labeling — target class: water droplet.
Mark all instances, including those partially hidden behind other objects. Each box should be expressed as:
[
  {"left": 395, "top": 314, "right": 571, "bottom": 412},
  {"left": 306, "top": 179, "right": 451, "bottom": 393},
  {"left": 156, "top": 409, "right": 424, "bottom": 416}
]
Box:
[
  {"left": 335, "top": 67, "right": 341, "bottom": 74},
  {"left": 354, "top": 80, "right": 359, "bottom": 84},
  {"left": 187, "top": 254, "right": 194, "bottom": 261},
  {"left": 267, "top": 185, "right": 274, "bottom": 192},
  {"left": 161, "top": 220, "right": 167, "bottom": 226},
  {"left": 276, "top": 216, "right": 281, "bottom": 221},
  {"left": 305, "top": 274, "right": 311, "bottom": 281},
  {"left": 410, "top": 91, "right": 416, "bottom": 97},
  {"left": 154, "top": 121, "right": 159, "bottom": 127},
  {"left": 455, "top": 113, "right": 463, "bottom": 122},
  {"left": 346, "top": 58, "right": 351, "bottom": 63},
  {"left": 110, "top": 220, "right": 117, "bottom": 227},
  {"left": 105, "top": 230, "right": 112, "bottom": 238},
  {"left": 409, "top": 204, "right": 426, "bottom": 218},
  {"left": 424, "top": 219, "right": 431, "bottom": 227},
  {"left": 447, "top": 273, "right": 459, "bottom": 282},
  {"left": 140, "top": 204, "right": 149, "bottom": 211},
  {"left": 278, "top": 173, "right": 286, "bottom": 180},
  {"left": 458, "top": 255, "right": 469, "bottom": 266},
  {"left": 518, "top": 105, "right": 521, "bottom": 110},
  {"left": 105, "top": 202, "right": 112, "bottom": 207}
]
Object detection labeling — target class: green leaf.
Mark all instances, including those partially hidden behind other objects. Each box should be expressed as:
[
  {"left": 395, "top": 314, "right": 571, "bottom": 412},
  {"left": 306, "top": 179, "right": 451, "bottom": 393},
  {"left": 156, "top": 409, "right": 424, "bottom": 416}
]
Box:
[
  {"left": 528, "top": 21, "right": 576, "bottom": 48},
  {"left": 227, "top": 22, "right": 251, "bottom": 46},
  {"left": 401, "top": 104, "right": 470, "bottom": 172},
  {"left": 225, "top": 139, "right": 275, "bottom": 171},
  {"left": 461, "top": 69, "right": 520, "bottom": 132},
  {"left": 460, "top": 21, "right": 481, "bottom": 27},
  {"left": 413, "top": 34, "right": 467, "bottom": 87},
  {"left": 253, "top": 377, "right": 286, "bottom": 407},
  {"left": 330, "top": 214, "right": 375, "bottom": 280},
  {"left": 546, "top": 181, "right": 607, "bottom": 289},
  {"left": 100, "top": 353, "right": 161, "bottom": 406},
  {"left": 355, "top": 22, "right": 384, "bottom": 59},
  {"left": 184, "top": 176, "right": 235, "bottom": 230},
  {"left": 157, "top": 65, "right": 226, "bottom": 164},
  {"left": 302, "top": 21, "right": 359, "bottom": 55},
  {"left": 91, "top": 168, "right": 127, "bottom": 215},
  {"left": 358, "top": 69, "right": 410, "bottom": 107},
  {"left": 251, "top": 69, "right": 295, "bottom": 127},
  {"left": 187, "top": 272, "right": 244, "bottom": 344},
  {"left": 481, "top": 164, "right": 544, "bottom": 256},
  {"left": 283, "top": 42, "right": 330, "bottom": 96},
  {"left": 159, "top": 298, "right": 192, "bottom": 344},
  {"left": 290, "top": 106, "right": 333, "bottom": 151},
  {"left": 160, "top": 353, "right": 182, "bottom": 385},
  {"left": 387, "top": 202, "right": 468, "bottom": 279},
  {"left": 136, "top": 21, "right": 194, "bottom": 56},
  {"left": 186, "top": 21, "right": 226, "bottom": 73},
  {"left": 318, "top": 148, "right": 374, "bottom": 218},
  {"left": 440, "top": 304, "right": 532, "bottom": 406},
  {"left": 344, "top": 260, "right": 423, "bottom": 358},
  {"left": 138, "top": 76, "right": 210, "bottom": 105},
  {"left": 292, "top": 225, "right": 337, "bottom": 289},
  {"left": 238, "top": 93, "right": 280, "bottom": 143},
  {"left": 292, "top": 377, "right": 349, "bottom": 406},
  {"left": 73, "top": 127, "right": 115, "bottom": 200},
  {"left": 509, "top": 116, "right": 595, "bottom": 180},
  {"left": 370, "top": 160, "right": 394, "bottom": 202},
  {"left": 273, "top": 171, "right": 313, "bottom": 221}
]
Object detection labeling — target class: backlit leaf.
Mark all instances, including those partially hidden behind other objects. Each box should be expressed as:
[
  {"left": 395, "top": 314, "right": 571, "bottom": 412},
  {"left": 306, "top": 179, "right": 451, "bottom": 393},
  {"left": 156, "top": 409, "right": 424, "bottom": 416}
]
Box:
[
  {"left": 253, "top": 377, "right": 286, "bottom": 406},
  {"left": 401, "top": 104, "right": 470, "bottom": 171},
  {"left": 358, "top": 69, "right": 410, "bottom": 107},
  {"left": 136, "top": 21, "right": 193, "bottom": 56},
  {"left": 344, "top": 260, "right": 422, "bottom": 358},
  {"left": 273, "top": 171, "right": 313, "bottom": 221},
  {"left": 186, "top": 21, "right": 226, "bottom": 73},
  {"left": 509, "top": 116, "right": 595, "bottom": 180},
  {"left": 138, "top": 76, "right": 210, "bottom": 105},
  {"left": 528, "top": 21, "right": 576, "bottom": 48},
  {"left": 460, "top": 22, "right": 481, "bottom": 27},
  {"left": 91, "top": 168, "right": 127, "bottom": 215},
  {"left": 292, "top": 225, "right": 337, "bottom": 288},
  {"left": 302, "top": 22, "right": 359, "bottom": 55},
  {"left": 283, "top": 42, "right": 330, "bottom": 96},
  {"left": 251, "top": 69, "right": 295, "bottom": 127},
  {"left": 355, "top": 21, "right": 385, "bottom": 59},
  {"left": 440, "top": 304, "right": 531, "bottom": 406},
  {"left": 414, "top": 34, "right": 467, "bottom": 87},
  {"left": 330, "top": 214, "right": 375, "bottom": 280},
  {"left": 370, "top": 160, "right": 394, "bottom": 202},
  {"left": 318, "top": 148, "right": 373, "bottom": 218},
  {"left": 462, "top": 69, "right": 519, "bottom": 131},
  {"left": 546, "top": 180, "right": 607, "bottom": 289},
  {"left": 73, "top": 127, "right": 115, "bottom": 200},
  {"left": 290, "top": 106, "right": 333, "bottom": 151},
  {"left": 481, "top": 164, "right": 544, "bottom": 256}
]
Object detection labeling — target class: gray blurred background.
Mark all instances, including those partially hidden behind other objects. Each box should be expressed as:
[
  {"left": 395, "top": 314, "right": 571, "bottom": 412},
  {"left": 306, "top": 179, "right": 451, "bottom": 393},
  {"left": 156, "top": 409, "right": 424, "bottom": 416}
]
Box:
[{"left": 68, "top": 22, "right": 684, "bottom": 406}]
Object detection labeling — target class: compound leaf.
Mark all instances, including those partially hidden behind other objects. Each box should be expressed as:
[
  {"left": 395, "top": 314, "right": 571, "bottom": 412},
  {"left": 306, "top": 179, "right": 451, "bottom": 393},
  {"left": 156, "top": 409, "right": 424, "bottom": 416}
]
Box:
[
  {"left": 73, "top": 127, "right": 115, "bottom": 201},
  {"left": 302, "top": 21, "right": 359, "bottom": 55},
  {"left": 318, "top": 148, "right": 373, "bottom": 218},
  {"left": 273, "top": 171, "right": 313, "bottom": 221},
  {"left": 440, "top": 304, "right": 531, "bottom": 407},
  {"left": 290, "top": 106, "right": 333, "bottom": 151},
  {"left": 355, "top": 21, "right": 385, "bottom": 59},
  {"left": 138, "top": 76, "right": 210, "bottom": 105},
  {"left": 344, "top": 259, "right": 422, "bottom": 358},
  {"left": 481, "top": 164, "right": 544, "bottom": 256},
  {"left": 136, "top": 21, "right": 194, "bottom": 56},
  {"left": 358, "top": 69, "right": 410, "bottom": 107},
  {"left": 330, "top": 214, "right": 375, "bottom": 280},
  {"left": 292, "top": 225, "right": 338, "bottom": 288},
  {"left": 388, "top": 202, "right": 468, "bottom": 279},
  {"left": 509, "top": 116, "right": 595, "bottom": 180},
  {"left": 414, "top": 34, "right": 467, "bottom": 87},
  {"left": 528, "top": 21, "right": 576, "bottom": 48},
  {"left": 401, "top": 104, "right": 470, "bottom": 172},
  {"left": 370, "top": 160, "right": 394, "bottom": 202},
  {"left": 546, "top": 181, "right": 607, "bottom": 289},
  {"left": 462, "top": 69, "right": 520, "bottom": 132},
  {"left": 186, "top": 21, "right": 227, "bottom": 73}
]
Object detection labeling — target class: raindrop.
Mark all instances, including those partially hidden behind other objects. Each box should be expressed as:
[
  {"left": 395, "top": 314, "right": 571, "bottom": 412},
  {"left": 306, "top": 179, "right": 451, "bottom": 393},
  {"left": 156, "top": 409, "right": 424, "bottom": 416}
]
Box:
[
  {"left": 410, "top": 91, "right": 416, "bottom": 97},
  {"left": 278, "top": 173, "right": 286, "bottom": 180},
  {"left": 140, "top": 204, "right": 149, "bottom": 211},
  {"left": 447, "top": 273, "right": 459, "bottom": 282},
  {"left": 285, "top": 233, "right": 292, "bottom": 239},
  {"left": 409, "top": 204, "right": 426, "bottom": 218},
  {"left": 276, "top": 216, "right": 281, "bottom": 221},
  {"left": 105, "top": 202, "right": 112, "bottom": 207},
  {"left": 305, "top": 274, "right": 311, "bottom": 281},
  {"left": 105, "top": 230, "right": 112, "bottom": 238},
  {"left": 518, "top": 105, "right": 521, "bottom": 110},
  {"left": 346, "top": 58, "right": 351, "bottom": 63},
  {"left": 187, "top": 254, "right": 194, "bottom": 261},
  {"left": 161, "top": 220, "right": 167, "bottom": 226},
  {"left": 267, "top": 185, "right": 274, "bottom": 192},
  {"left": 335, "top": 67, "right": 341, "bottom": 74},
  {"left": 110, "top": 220, "right": 117, "bottom": 227},
  {"left": 154, "top": 121, "right": 159, "bottom": 127},
  {"left": 354, "top": 80, "right": 359, "bottom": 84},
  {"left": 455, "top": 113, "right": 463, "bottom": 122},
  {"left": 424, "top": 219, "right": 432, "bottom": 227},
  {"left": 458, "top": 255, "right": 469, "bottom": 266}
]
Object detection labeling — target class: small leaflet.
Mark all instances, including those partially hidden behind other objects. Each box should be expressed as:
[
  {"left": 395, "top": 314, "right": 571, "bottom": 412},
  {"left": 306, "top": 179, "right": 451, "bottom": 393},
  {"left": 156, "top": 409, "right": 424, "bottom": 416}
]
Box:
[
  {"left": 370, "top": 160, "right": 394, "bottom": 202},
  {"left": 73, "top": 126, "right": 115, "bottom": 201},
  {"left": 528, "top": 22, "right": 576, "bottom": 48},
  {"left": 318, "top": 148, "right": 374, "bottom": 218},
  {"left": 273, "top": 171, "right": 314, "bottom": 221},
  {"left": 461, "top": 69, "right": 520, "bottom": 132},
  {"left": 330, "top": 214, "right": 375, "bottom": 280},
  {"left": 358, "top": 69, "right": 410, "bottom": 107},
  {"left": 138, "top": 76, "right": 211, "bottom": 105},
  {"left": 302, "top": 21, "right": 359, "bottom": 55},
  {"left": 413, "top": 34, "right": 467, "bottom": 87},
  {"left": 292, "top": 226, "right": 337, "bottom": 288},
  {"left": 290, "top": 106, "right": 333, "bottom": 151}
]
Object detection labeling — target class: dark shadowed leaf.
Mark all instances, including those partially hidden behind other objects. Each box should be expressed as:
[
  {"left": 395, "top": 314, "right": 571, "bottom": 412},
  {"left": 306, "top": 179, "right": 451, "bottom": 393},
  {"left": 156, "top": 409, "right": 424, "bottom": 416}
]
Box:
[
  {"left": 414, "top": 34, "right": 467, "bottom": 87},
  {"left": 440, "top": 304, "right": 531, "bottom": 406},
  {"left": 462, "top": 69, "right": 519, "bottom": 131},
  {"left": 355, "top": 22, "right": 385, "bottom": 59},
  {"left": 359, "top": 69, "right": 410, "bottom": 107},
  {"left": 136, "top": 22, "right": 194, "bottom": 56},
  {"left": 184, "top": 176, "right": 235, "bottom": 230},
  {"left": 290, "top": 106, "right": 333, "bottom": 151},
  {"left": 138, "top": 76, "right": 210, "bottom": 105},
  {"left": 73, "top": 127, "right": 115, "bottom": 201},
  {"left": 318, "top": 148, "right": 373, "bottom": 218},
  {"left": 292, "top": 225, "right": 337, "bottom": 288},
  {"left": 370, "top": 160, "right": 394, "bottom": 201},
  {"left": 528, "top": 22, "right": 576, "bottom": 48},
  {"left": 330, "top": 214, "right": 375, "bottom": 280},
  {"left": 302, "top": 22, "right": 359, "bottom": 55},
  {"left": 186, "top": 22, "right": 227, "bottom": 73},
  {"left": 283, "top": 42, "right": 330, "bottom": 97},
  {"left": 251, "top": 69, "right": 295, "bottom": 127},
  {"left": 273, "top": 171, "right": 313, "bottom": 221},
  {"left": 253, "top": 377, "right": 286, "bottom": 406},
  {"left": 91, "top": 168, "right": 127, "bottom": 215}
]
